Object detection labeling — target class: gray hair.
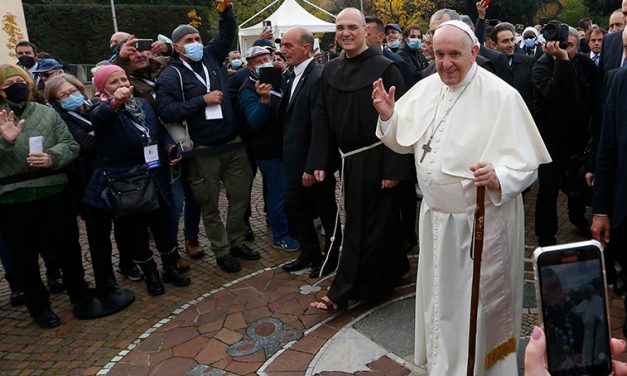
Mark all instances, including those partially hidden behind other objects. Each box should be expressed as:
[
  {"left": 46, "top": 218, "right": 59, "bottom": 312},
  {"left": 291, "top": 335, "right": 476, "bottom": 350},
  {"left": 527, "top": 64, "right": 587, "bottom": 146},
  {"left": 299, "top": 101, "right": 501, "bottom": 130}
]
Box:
[
  {"left": 568, "top": 26, "right": 580, "bottom": 47},
  {"left": 430, "top": 9, "right": 461, "bottom": 24},
  {"left": 459, "top": 15, "right": 474, "bottom": 31}
]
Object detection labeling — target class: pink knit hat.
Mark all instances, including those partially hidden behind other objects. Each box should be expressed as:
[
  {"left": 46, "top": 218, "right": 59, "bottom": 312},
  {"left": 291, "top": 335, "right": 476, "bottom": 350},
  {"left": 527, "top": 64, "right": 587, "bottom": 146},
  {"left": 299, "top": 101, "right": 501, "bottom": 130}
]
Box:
[{"left": 93, "top": 64, "right": 125, "bottom": 98}]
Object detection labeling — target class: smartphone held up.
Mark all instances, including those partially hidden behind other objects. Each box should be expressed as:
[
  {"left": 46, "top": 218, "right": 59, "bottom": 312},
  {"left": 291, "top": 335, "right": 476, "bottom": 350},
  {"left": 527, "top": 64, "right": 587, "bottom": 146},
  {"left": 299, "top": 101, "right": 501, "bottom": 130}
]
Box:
[{"left": 534, "top": 241, "right": 613, "bottom": 376}]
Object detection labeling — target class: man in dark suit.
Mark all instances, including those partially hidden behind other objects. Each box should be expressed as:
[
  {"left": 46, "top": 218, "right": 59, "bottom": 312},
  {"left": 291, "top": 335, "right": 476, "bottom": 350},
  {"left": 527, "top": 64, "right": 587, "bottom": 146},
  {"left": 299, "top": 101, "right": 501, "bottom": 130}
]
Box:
[
  {"left": 592, "top": 66, "right": 627, "bottom": 337},
  {"left": 532, "top": 26, "right": 596, "bottom": 246},
  {"left": 365, "top": 16, "right": 414, "bottom": 88},
  {"left": 491, "top": 22, "right": 536, "bottom": 110},
  {"left": 599, "top": 1, "right": 627, "bottom": 73},
  {"left": 278, "top": 27, "right": 339, "bottom": 276}
]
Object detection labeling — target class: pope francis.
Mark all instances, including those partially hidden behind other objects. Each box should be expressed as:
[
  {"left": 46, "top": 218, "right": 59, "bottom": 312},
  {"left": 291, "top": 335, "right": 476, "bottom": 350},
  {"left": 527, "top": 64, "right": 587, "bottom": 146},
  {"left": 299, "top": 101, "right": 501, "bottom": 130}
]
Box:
[{"left": 373, "top": 20, "right": 551, "bottom": 375}]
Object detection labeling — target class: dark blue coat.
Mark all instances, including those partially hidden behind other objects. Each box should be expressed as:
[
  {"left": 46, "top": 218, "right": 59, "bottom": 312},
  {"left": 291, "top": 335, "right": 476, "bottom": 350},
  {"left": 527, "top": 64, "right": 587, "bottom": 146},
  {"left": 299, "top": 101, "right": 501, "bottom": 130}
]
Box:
[
  {"left": 592, "top": 67, "right": 627, "bottom": 228},
  {"left": 156, "top": 8, "right": 238, "bottom": 147},
  {"left": 82, "top": 97, "right": 173, "bottom": 211}
]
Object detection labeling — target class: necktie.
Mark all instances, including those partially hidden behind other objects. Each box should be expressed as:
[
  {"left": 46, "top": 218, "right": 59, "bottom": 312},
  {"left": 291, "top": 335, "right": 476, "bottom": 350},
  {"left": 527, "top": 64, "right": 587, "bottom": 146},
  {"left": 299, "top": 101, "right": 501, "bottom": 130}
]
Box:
[{"left": 592, "top": 54, "right": 599, "bottom": 66}]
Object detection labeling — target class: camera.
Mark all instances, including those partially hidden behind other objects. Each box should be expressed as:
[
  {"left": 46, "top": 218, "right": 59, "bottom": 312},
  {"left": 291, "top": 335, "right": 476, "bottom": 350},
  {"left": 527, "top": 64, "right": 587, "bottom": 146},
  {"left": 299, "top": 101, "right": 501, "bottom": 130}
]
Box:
[{"left": 542, "top": 20, "right": 569, "bottom": 49}]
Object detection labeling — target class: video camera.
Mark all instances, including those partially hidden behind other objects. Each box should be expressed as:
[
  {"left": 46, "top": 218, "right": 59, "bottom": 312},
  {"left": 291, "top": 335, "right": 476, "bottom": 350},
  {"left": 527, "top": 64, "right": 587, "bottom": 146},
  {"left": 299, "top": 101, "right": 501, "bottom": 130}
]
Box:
[{"left": 542, "top": 20, "right": 569, "bottom": 49}]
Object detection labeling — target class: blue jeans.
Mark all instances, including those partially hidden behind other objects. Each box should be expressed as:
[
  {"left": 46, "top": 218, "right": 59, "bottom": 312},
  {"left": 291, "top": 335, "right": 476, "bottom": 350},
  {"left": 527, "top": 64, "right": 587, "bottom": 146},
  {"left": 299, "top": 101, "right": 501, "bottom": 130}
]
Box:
[
  {"left": 170, "top": 174, "right": 202, "bottom": 246},
  {"left": 256, "top": 159, "right": 290, "bottom": 242}
]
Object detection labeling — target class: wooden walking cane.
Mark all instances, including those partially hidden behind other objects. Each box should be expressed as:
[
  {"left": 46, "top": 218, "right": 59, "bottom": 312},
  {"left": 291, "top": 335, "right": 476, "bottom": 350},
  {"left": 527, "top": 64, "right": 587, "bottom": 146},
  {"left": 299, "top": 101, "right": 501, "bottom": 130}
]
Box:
[{"left": 466, "top": 186, "right": 486, "bottom": 376}]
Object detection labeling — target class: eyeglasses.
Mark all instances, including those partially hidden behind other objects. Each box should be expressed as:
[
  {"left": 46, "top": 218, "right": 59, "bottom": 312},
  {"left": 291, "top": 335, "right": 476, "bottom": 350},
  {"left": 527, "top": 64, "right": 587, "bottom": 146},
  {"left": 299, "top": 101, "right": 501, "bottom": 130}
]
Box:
[{"left": 57, "top": 88, "right": 79, "bottom": 100}]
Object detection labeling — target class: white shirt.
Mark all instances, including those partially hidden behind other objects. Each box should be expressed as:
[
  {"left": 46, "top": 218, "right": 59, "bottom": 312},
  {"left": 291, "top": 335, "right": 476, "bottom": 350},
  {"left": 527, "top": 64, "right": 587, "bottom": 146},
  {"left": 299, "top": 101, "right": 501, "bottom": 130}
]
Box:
[{"left": 289, "top": 57, "right": 313, "bottom": 101}]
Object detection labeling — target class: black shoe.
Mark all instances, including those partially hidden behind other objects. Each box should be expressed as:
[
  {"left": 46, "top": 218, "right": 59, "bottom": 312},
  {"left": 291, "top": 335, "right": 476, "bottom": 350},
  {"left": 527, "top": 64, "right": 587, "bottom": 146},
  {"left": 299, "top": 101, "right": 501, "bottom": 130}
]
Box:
[
  {"left": 162, "top": 264, "right": 191, "bottom": 287},
  {"left": 46, "top": 269, "right": 65, "bottom": 293},
  {"left": 10, "top": 290, "right": 27, "bottom": 307},
  {"left": 309, "top": 259, "right": 337, "bottom": 278},
  {"left": 118, "top": 263, "right": 144, "bottom": 281},
  {"left": 144, "top": 269, "right": 165, "bottom": 296},
  {"left": 283, "top": 256, "right": 320, "bottom": 272},
  {"left": 217, "top": 254, "right": 241, "bottom": 273},
  {"left": 32, "top": 308, "right": 61, "bottom": 329},
  {"left": 230, "top": 244, "right": 261, "bottom": 260}
]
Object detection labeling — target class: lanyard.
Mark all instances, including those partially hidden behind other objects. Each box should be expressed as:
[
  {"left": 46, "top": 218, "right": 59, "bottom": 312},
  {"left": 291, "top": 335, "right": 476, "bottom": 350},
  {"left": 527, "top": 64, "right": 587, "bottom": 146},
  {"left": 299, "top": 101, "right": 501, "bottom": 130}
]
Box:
[
  {"left": 180, "top": 60, "right": 211, "bottom": 93},
  {"left": 128, "top": 118, "right": 152, "bottom": 144},
  {"left": 68, "top": 110, "right": 92, "bottom": 126},
  {"left": 137, "top": 77, "right": 156, "bottom": 87}
]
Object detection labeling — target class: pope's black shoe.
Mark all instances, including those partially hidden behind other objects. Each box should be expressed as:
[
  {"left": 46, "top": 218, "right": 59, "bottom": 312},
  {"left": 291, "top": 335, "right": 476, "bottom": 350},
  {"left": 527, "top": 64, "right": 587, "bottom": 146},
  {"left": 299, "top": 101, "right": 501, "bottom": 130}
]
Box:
[
  {"left": 32, "top": 308, "right": 61, "bottom": 329},
  {"left": 230, "top": 244, "right": 261, "bottom": 260},
  {"left": 283, "top": 256, "right": 320, "bottom": 272}
]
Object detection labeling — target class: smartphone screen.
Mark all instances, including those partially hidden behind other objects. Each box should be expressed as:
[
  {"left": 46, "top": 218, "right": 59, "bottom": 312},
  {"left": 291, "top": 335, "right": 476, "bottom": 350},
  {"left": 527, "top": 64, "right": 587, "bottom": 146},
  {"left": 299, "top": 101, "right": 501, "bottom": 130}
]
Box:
[
  {"left": 259, "top": 66, "right": 282, "bottom": 91},
  {"left": 535, "top": 242, "right": 612, "bottom": 376}
]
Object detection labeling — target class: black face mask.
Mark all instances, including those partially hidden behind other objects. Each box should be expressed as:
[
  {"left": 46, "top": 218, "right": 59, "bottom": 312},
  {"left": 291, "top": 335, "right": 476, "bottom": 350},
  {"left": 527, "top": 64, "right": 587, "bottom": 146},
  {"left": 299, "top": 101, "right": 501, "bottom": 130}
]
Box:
[
  {"left": 17, "top": 55, "right": 36, "bottom": 69},
  {"left": 4, "top": 82, "right": 30, "bottom": 103}
]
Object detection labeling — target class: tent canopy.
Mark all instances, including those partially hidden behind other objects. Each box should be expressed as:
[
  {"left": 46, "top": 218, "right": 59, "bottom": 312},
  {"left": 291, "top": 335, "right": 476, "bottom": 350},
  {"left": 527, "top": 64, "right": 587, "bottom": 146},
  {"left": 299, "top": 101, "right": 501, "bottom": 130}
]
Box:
[{"left": 238, "top": 0, "right": 335, "bottom": 52}]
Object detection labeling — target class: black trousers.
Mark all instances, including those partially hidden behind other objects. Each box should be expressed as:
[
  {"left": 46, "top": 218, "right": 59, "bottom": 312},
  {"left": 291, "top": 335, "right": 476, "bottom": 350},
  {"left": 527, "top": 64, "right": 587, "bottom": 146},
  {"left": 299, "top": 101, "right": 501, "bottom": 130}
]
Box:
[
  {"left": 113, "top": 201, "right": 174, "bottom": 264},
  {"left": 535, "top": 160, "right": 587, "bottom": 245},
  {"left": 608, "top": 219, "right": 627, "bottom": 271},
  {"left": 285, "top": 173, "right": 339, "bottom": 262},
  {"left": 0, "top": 189, "right": 86, "bottom": 316}
]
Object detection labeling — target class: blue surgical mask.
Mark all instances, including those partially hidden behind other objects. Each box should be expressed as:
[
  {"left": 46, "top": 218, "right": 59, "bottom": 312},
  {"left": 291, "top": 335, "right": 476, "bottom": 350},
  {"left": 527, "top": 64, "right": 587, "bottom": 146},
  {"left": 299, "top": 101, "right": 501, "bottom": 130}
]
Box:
[
  {"left": 231, "top": 59, "right": 242, "bottom": 69},
  {"left": 255, "top": 62, "right": 274, "bottom": 75},
  {"left": 182, "top": 42, "right": 204, "bottom": 61},
  {"left": 407, "top": 38, "right": 422, "bottom": 50},
  {"left": 60, "top": 92, "right": 86, "bottom": 111},
  {"left": 388, "top": 40, "right": 401, "bottom": 49},
  {"left": 524, "top": 38, "right": 536, "bottom": 49}
]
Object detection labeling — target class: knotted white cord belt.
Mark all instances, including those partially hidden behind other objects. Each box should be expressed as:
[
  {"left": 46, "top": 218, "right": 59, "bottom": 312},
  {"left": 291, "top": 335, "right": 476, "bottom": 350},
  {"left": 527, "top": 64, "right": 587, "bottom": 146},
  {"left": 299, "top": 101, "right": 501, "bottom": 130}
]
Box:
[{"left": 314, "top": 141, "right": 383, "bottom": 287}]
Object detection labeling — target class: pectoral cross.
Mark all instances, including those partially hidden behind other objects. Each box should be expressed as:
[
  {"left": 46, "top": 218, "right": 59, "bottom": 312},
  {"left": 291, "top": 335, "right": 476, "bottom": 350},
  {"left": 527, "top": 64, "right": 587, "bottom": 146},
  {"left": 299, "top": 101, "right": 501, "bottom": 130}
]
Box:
[{"left": 419, "top": 142, "right": 432, "bottom": 163}]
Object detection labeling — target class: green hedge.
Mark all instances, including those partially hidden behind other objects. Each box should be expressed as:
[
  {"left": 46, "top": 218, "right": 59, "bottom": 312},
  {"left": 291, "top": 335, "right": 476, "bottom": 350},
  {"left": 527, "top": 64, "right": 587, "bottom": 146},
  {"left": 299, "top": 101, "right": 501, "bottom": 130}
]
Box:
[{"left": 23, "top": 4, "right": 221, "bottom": 64}]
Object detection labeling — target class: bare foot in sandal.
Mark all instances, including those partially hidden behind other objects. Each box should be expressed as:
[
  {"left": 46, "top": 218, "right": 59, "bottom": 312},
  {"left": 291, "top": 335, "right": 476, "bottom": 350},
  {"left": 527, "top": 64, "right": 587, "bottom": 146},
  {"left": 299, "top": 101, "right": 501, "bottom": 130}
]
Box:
[{"left": 310, "top": 296, "right": 339, "bottom": 312}]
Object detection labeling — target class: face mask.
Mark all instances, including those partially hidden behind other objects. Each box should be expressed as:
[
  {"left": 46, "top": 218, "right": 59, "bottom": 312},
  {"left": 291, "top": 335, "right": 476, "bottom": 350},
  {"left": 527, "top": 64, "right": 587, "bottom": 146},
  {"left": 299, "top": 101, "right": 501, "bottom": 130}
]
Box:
[
  {"left": 182, "top": 42, "right": 204, "bottom": 62},
  {"left": 524, "top": 38, "right": 536, "bottom": 49},
  {"left": 60, "top": 92, "right": 86, "bottom": 111},
  {"left": 18, "top": 55, "right": 36, "bottom": 69},
  {"left": 3, "top": 82, "right": 30, "bottom": 103},
  {"left": 388, "top": 40, "right": 401, "bottom": 49},
  {"left": 407, "top": 38, "right": 422, "bottom": 50},
  {"left": 255, "top": 62, "right": 274, "bottom": 75},
  {"left": 231, "top": 59, "right": 242, "bottom": 69}
]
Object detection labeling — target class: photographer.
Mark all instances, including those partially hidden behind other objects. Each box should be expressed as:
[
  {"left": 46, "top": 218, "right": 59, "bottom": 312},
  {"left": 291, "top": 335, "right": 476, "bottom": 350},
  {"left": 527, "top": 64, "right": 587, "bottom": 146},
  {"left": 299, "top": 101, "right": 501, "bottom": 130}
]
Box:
[{"left": 532, "top": 25, "right": 596, "bottom": 246}]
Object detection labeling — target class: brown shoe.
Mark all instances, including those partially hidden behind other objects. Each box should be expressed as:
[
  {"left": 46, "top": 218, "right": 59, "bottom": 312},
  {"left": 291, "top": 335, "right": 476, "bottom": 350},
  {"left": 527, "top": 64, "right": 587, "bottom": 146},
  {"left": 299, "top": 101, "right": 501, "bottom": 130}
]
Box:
[
  {"left": 176, "top": 253, "right": 190, "bottom": 272},
  {"left": 185, "top": 238, "right": 205, "bottom": 259}
]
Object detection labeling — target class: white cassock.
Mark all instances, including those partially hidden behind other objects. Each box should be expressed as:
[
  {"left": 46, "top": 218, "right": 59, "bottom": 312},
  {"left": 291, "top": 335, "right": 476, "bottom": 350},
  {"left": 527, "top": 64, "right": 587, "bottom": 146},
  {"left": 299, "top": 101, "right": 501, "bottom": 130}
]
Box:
[{"left": 377, "top": 63, "right": 551, "bottom": 375}]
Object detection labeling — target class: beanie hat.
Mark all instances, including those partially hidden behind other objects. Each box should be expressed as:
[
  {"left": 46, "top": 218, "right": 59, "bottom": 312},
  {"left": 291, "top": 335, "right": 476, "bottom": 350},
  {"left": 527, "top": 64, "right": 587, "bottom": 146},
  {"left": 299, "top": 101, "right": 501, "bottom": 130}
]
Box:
[
  {"left": 93, "top": 64, "right": 124, "bottom": 97},
  {"left": 172, "top": 24, "right": 200, "bottom": 44},
  {"left": 0, "top": 64, "right": 31, "bottom": 84}
]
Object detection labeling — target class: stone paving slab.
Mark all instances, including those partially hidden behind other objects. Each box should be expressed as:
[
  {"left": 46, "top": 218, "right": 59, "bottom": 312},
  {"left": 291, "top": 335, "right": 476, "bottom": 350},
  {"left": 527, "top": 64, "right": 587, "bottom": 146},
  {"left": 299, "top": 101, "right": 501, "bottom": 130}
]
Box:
[{"left": 1, "top": 180, "right": 625, "bottom": 374}]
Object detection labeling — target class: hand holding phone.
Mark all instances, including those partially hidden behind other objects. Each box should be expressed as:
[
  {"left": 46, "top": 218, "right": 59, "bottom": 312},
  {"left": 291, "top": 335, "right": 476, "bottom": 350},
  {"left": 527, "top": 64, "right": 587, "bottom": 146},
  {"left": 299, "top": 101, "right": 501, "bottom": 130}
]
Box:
[
  {"left": 534, "top": 241, "right": 612, "bottom": 375},
  {"left": 134, "top": 39, "right": 153, "bottom": 51}
]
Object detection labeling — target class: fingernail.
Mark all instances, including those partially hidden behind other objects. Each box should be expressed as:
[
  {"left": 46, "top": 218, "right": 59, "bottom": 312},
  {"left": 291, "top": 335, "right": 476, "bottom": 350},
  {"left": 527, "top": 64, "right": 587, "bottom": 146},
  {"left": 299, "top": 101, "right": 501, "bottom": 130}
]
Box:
[
  {"left": 532, "top": 326, "right": 541, "bottom": 340},
  {"left": 620, "top": 339, "right": 626, "bottom": 348}
]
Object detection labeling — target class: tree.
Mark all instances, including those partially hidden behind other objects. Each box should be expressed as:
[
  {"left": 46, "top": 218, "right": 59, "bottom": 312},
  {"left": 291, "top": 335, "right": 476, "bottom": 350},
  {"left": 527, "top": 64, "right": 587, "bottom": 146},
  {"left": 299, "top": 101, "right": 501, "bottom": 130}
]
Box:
[
  {"left": 559, "top": 0, "right": 588, "bottom": 26},
  {"left": 367, "top": 0, "right": 434, "bottom": 26},
  {"left": 2, "top": 12, "right": 26, "bottom": 58}
]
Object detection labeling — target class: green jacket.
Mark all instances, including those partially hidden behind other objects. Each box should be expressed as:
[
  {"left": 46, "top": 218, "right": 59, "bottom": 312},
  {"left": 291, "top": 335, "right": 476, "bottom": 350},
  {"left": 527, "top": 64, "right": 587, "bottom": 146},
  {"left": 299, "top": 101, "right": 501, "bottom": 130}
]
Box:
[{"left": 0, "top": 101, "right": 80, "bottom": 198}]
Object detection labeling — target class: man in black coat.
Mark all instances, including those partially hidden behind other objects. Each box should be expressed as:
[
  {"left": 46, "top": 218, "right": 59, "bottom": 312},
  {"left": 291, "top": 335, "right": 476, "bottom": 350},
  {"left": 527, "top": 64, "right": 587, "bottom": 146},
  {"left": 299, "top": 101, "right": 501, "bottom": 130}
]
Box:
[
  {"left": 532, "top": 26, "right": 596, "bottom": 246},
  {"left": 592, "top": 67, "right": 627, "bottom": 336},
  {"left": 599, "top": 1, "right": 627, "bottom": 74},
  {"left": 491, "top": 22, "right": 536, "bottom": 110},
  {"left": 365, "top": 16, "right": 414, "bottom": 88},
  {"left": 278, "top": 27, "right": 340, "bottom": 276}
]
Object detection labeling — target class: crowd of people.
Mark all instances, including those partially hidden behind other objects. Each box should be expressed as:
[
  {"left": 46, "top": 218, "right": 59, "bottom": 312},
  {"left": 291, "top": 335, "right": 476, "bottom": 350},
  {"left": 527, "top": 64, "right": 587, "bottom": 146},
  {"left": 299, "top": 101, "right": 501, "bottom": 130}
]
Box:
[{"left": 2, "top": 0, "right": 627, "bottom": 374}]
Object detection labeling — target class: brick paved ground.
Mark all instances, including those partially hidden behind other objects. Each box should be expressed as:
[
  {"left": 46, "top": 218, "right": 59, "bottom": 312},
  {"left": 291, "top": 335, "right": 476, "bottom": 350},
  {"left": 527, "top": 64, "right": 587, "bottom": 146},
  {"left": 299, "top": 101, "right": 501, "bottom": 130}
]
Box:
[{"left": 0, "top": 178, "right": 623, "bottom": 375}]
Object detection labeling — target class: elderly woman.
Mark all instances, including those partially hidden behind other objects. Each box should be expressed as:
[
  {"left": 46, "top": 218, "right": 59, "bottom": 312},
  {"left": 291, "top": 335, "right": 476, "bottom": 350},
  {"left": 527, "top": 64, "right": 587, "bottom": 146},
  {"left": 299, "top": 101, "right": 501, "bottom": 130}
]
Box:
[
  {"left": 85, "top": 65, "right": 190, "bottom": 296},
  {"left": 43, "top": 73, "right": 141, "bottom": 296},
  {"left": 0, "top": 64, "right": 88, "bottom": 329}
]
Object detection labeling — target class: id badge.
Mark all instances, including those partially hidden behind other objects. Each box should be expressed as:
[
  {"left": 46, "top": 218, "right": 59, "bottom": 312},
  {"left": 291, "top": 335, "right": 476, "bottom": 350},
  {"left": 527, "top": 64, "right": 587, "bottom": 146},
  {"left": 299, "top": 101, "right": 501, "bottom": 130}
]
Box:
[{"left": 143, "top": 143, "right": 161, "bottom": 169}]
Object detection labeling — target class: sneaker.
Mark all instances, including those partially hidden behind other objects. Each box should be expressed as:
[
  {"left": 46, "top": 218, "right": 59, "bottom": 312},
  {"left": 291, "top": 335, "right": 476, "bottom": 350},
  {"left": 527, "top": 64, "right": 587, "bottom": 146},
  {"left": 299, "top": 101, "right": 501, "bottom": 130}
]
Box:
[
  {"left": 118, "top": 263, "right": 144, "bottom": 281},
  {"left": 273, "top": 237, "right": 301, "bottom": 252}
]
